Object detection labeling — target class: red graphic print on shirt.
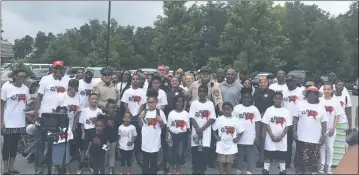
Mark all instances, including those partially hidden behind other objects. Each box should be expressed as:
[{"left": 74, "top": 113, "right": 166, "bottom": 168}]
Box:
[{"left": 325, "top": 106, "right": 334, "bottom": 115}]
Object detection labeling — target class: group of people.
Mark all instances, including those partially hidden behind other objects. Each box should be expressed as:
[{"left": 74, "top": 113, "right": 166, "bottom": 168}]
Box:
[{"left": 0, "top": 60, "right": 356, "bottom": 175}]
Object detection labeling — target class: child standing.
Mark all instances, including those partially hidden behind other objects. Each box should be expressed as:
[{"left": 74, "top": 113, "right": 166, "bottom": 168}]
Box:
[
  {"left": 118, "top": 112, "right": 137, "bottom": 175},
  {"left": 212, "top": 102, "right": 244, "bottom": 174},
  {"left": 77, "top": 93, "right": 103, "bottom": 174},
  {"left": 189, "top": 85, "right": 216, "bottom": 174},
  {"left": 232, "top": 93, "right": 261, "bottom": 174},
  {"left": 167, "top": 96, "right": 190, "bottom": 174},
  {"left": 86, "top": 119, "right": 110, "bottom": 174},
  {"left": 139, "top": 89, "right": 167, "bottom": 174},
  {"left": 261, "top": 92, "right": 292, "bottom": 174}
]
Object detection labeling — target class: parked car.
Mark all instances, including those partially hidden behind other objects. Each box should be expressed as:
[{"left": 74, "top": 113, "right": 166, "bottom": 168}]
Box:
[
  {"left": 32, "top": 69, "right": 49, "bottom": 81},
  {"left": 353, "top": 78, "right": 358, "bottom": 96},
  {"left": 251, "top": 72, "right": 274, "bottom": 88},
  {"left": 288, "top": 70, "right": 314, "bottom": 86},
  {"left": 1, "top": 70, "right": 39, "bottom": 94},
  {"left": 320, "top": 75, "right": 329, "bottom": 83}
]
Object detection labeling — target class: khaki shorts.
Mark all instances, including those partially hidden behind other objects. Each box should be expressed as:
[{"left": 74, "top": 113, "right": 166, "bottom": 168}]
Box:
[{"left": 217, "top": 154, "right": 235, "bottom": 164}]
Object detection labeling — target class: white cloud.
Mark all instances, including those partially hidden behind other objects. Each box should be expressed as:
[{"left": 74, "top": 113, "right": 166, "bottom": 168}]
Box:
[{"left": 1, "top": 1, "right": 353, "bottom": 43}]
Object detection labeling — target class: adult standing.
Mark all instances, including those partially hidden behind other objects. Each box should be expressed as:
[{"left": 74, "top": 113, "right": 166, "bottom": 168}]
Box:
[
  {"left": 155, "top": 65, "right": 172, "bottom": 92},
  {"left": 185, "top": 74, "right": 195, "bottom": 88},
  {"left": 293, "top": 87, "right": 327, "bottom": 174},
  {"left": 282, "top": 74, "right": 304, "bottom": 168},
  {"left": 269, "top": 70, "right": 288, "bottom": 92},
  {"left": 75, "top": 68, "right": 85, "bottom": 80},
  {"left": 219, "top": 68, "right": 243, "bottom": 107},
  {"left": 117, "top": 70, "right": 131, "bottom": 100},
  {"left": 78, "top": 70, "right": 96, "bottom": 110},
  {"left": 253, "top": 77, "right": 275, "bottom": 168},
  {"left": 175, "top": 68, "right": 184, "bottom": 79},
  {"left": 332, "top": 80, "right": 353, "bottom": 167},
  {"left": 1, "top": 64, "right": 31, "bottom": 175},
  {"left": 33, "top": 60, "right": 71, "bottom": 174},
  {"left": 94, "top": 67, "right": 117, "bottom": 111}
]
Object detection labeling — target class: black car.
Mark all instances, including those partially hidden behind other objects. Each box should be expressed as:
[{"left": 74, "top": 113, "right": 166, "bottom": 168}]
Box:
[{"left": 353, "top": 78, "right": 358, "bottom": 96}]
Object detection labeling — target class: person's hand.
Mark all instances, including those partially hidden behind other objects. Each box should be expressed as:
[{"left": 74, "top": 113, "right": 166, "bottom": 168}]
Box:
[
  {"left": 320, "top": 135, "right": 326, "bottom": 145},
  {"left": 271, "top": 135, "right": 277, "bottom": 142},
  {"left": 254, "top": 137, "right": 260, "bottom": 146},
  {"left": 127, "top": 141, "right": 133, "bottom": 146},
  {"left": 215, "top": 135, "right": 221, "bottom": 142},
  {"left": 106, "top": 143, "right": 110, "bottom": 149},
  {"left": 33, "top": 110, "right": 39, "bottom": 118},
  {"left": 233, "top": 137, "right": 240, "bottom": 143},
  {"left": 139, "top": 111, "right": 147, "bottom": 118},
  {"left": 276, "top": 136, "right": 283, "bottom": 142},
  {"left": 196, "top": 128, "right": 203, "bottom": 136},
  {"left": 293, "top": 132, "right": 298, "bottom": 140},
  {"left": 82, "top": 133, "right": 86, "bottom": 140},
  {"left": 156, "top": 115, "right": 162, "bottom": 122},
  {"left": 86, "top": 151, "right": 90, "bottom": 158},
  {"left": 329, "top": 129, "right": 335, "bottom": 137}
]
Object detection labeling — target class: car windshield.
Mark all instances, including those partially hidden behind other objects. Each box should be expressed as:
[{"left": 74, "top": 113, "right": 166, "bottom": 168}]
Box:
[
  {"left": 254, "top": 73, "right": 269, "bottom": 79},
  {"left": 288, "top": 71, "right": 305, "bottom": 78},
  {"left": 33, "top": 69, "right": 48, "bottom": 76}
]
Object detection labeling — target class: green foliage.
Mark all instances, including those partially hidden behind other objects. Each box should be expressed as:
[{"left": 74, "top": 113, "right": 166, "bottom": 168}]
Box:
[{"left": 10, "top": 1, "right": 358, "bottom": 80}]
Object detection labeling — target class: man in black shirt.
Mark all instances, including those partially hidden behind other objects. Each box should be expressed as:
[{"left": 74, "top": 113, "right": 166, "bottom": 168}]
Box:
[{"left": 157, "top": 65, "right": 171, "bottom": 92}]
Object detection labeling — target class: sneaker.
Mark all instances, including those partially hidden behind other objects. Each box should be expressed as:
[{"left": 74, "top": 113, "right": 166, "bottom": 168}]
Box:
[
  {"left": 236, "top": 170, "right": 242, "bottom": 174},
  {"left": 279, "top": 170, "right": 286, "bottom": 175},
  {"left": 109, "top": 168, "right": 114, "bottom": 174},
  {"left": 262, "top": 169, "right": 269, "bottom": 175},
  {"left": 88, "top": 167, "right": 93, "bottom": 173},
  {"left": 175, "top": 173, "right": 180, "bottom": 175},
  {"left": 318, "top": 164, "right": 325, "bottom": 174},
  {"left": 76, "top": 169, "right": 83, "bottom": 174},
  {"left": 327, "top": 167, "right": 333, "bottom": 174},
  {"left": 246, "top": 171, "right": 252, "bottom": 174}
]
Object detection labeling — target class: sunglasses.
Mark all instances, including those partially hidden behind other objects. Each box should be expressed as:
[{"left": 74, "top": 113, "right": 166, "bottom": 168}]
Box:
[
  {"left": 176, "top": 72, "right": 183, "bottom": 74},
  {"left": 158, "top": 69, "right": 165, "bottom": 71}
]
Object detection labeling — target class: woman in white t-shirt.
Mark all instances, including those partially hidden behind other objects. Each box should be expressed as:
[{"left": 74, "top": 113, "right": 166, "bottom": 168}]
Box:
[
  {"left": 213, "top": 102, "right": 244, "bottom": 174},
  {"left": 167, "top": 95, "right": 190, "bottom": 174},
  {"left": 232, "top": 93, "right": 261, "bottom": 174},
  {"left": 1, "top": 66, "right": 31, "bottom": 175},
  {"left": 261, "top": 92, "right": 292, "bottom": 175},
  {"left": 319, "top": 83, "right": 344, "bottom": 174},
  {"left": 138, "top": 89, "right": 167, "bottom": 174},
  {"left": 293, "top": 86, "right": 328, "bottom": 174}
]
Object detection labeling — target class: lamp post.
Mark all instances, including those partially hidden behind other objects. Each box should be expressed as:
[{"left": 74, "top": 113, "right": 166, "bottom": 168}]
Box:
[{"left": 105, "top": 1, "right": 111, "bottom": 67}]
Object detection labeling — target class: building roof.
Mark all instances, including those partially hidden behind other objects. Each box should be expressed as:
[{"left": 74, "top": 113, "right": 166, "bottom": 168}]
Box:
[{"left": 1, "top": 40, "right": 14, "bottom": 58}]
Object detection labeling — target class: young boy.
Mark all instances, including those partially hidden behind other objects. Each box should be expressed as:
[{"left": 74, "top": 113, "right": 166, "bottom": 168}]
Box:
[
  {"left": 86, "top": 119, "right": 110, "bottom": 174},
  {"left": 261, "top": 92, "right": 292, "bottom": 174},
  {"left": 212, "top": 102, "right": 244, "bottom": 174},
  {"left": 118, "top": 112, "right": 137, "bottom": 175},
  {"left": 189, "top": 85, "right": 216, "bottom": 174},
  {"left": 77, "top": 93, "right": 103, "bottom": 174}
]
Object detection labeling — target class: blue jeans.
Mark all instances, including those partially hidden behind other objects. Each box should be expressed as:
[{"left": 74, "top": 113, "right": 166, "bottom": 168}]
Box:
[{"left": 168, "top": 132, "right": 186, "bottom": 166}]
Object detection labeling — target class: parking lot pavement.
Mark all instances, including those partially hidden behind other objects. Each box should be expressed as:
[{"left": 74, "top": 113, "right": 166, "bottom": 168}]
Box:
[{"left": 5, "top": 92, "right": 357, "bottom": 174}]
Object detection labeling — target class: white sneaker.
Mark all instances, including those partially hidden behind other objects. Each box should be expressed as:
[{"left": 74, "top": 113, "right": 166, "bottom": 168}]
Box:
[
  {"left": 327, "top": 167, "right": 333, "bottom": 174},
  {"left": 76, "top": 169, "right": 83, "bottom": 174},
  {"left": 318, "top": 164, "right": 325, "bottom": 173},
  {"left": 236, "top": 169, "right": 242, "bottom": 174},
  {"left": 246, "top": 171, "right": 252, "bottom": 174}
]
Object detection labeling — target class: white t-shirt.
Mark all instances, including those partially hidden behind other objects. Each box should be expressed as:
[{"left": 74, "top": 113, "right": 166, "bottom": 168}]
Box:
[
  {"left": 269, "top": 83, "right": 288, "bottom": 92},
  {"left": 212, "top": 116, "right": 244, "bottom": 155},
  {"left": 232, "top": 104, "right": 261, "bottom": 145},
  {"left": 262, "top": 106, "right": 292, "bottom": 152},
  {"left": 189, "top": 100, "right": 216, "bottom": 147},
  {"left": 121, "top": 88, "right": 146, "bottom": 116},
  {"left": 145, "top": 89, "right": 168, "bottom": 109},
  {"left": 282, "top": 88, "right": 305, "bottom": 120},
  {"left": 79, "top": 107, "right": 103, "bottom": 129},
  {"left": 320, "top": 97, "right": 345, "bottom": 132},
  {"left": 167, "top": 110, "right": 190, "bottom": 134},
  {"left": 118, "top": 124, "right": 137, "bottom": 151},
  {"left": 293, "top": 101, "right": 328, "bottom": 144},
  {"left": 78, "top": 79, "right": 96, "bottom": 110},
  {"left": 55, "top": 93, "right": 81, "bottom": 130},
  {"left": 141, "top": 109, "right": 167, "bottom": 153},
  {"left": 320, "top": 85, "right": 350, "bottom": 98},
  {"left": 333, "top": 94, "right": 351, "bottom": 124},
  {"left": 1, "top": 83, "right": 30, "bottom": 128},
  {"left": 37, "top": 74, "right": 71, "bottom": 114}
]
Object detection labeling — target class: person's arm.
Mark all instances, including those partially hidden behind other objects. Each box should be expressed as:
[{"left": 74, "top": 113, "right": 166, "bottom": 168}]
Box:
[
  {"left": 190, "top": 118, "right": 200, "bottom": 132},
  {"left": 212, "top": 87, "right": 223, "bottom": 112},
  {"left": 293, "top": 117, "right": 299, "bottom": 139},
  {"left": 34, "top": 93, "right": 43, "bottom": 118},
  {"left": 1, "top": 100, "right": 5, "bottom": 128},
  {"left": 73, "top": 111, "right": 81, "bottom": 131},
  {"left": 81, "top": 124, "right": 86, "bottom": 139},
  {"left": 86, "top": 142, "right": 92, "bottom": 157},
  {"left": 199, "top": 119, "right": 215, "bottom": 132},
  {"left": 123, "top": 102, "right": 129, "bottom": 113},
  {"left": 278, "top": 126, "right": 289, "bottom": 141},
  {"left": 329, "top": 115, "right": 340, "bottom": 137},
  {"left": 138, "top": 110, "right": 146, "bottom": 127},
  {"left": 346, "top": 106, "right": 352, "bottom": 129}
]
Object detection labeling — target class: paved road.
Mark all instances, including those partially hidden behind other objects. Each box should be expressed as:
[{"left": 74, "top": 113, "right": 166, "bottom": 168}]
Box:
[{"left": 3, "top": 92, "right": 358, "bottom": 174}]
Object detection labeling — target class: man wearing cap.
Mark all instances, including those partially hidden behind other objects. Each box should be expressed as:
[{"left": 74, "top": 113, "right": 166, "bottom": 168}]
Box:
[
  {"left": 94, "top": 67, "right": 118, "bottom": 110},
  {"left": 216, "top": 68, "right": 226, "bottom": 84},
  {"left": 269, "top": 70, "right": 288, "bottom": 92},
  {"left": 281, "top": 74, "right": 305, "bottom": 168},
  {"left": 33, "top": 60, "right": 71, "bottom": 173}
]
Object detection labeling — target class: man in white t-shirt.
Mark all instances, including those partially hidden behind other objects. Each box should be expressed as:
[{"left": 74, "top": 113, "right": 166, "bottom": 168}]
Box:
[
  {"left": 269, "top": 70, "right": 288, "bottom": 92},
  {"left": 78, "top": 70, "right": 96, "bottom": 110},
  {"left": 33, "top": 60, "right": 71, "bottom": 173},
  {"left": 146, "top": 76, "right": 168, "bottom": 110}
]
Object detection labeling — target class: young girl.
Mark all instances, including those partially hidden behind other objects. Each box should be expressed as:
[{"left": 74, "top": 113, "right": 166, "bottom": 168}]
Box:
[
  {"left": 189, "top": 85, "right": 216, "bottom": 174},
  {"left": 139, "top": 89, "right": 167, "bottom": 174},
  {"left": 261, "top": 92, "right": 292, "bottom": 174},
  {"left": 77, "top": 93, "right": 103, "bottom": 174},
  {"left": 212, "top": 102, "right": 244, "bottom": 174},
  {"left": 86, "top": 119, "right": 110, "bottom": 174},
  {"left": 319, "top": 84, "right": 344, "bottom": 174},
  {"left": 118, "top": 112, "right": 137, "bottom": 175},
  {"left": 232, "top": 93, "right": 261, "bottom": 174},
  {"left": 52, "top": 79, "right": 80, "bottom": 174},
  {"left": 167, "top": 96, "right": 190, "bottom": 174}
]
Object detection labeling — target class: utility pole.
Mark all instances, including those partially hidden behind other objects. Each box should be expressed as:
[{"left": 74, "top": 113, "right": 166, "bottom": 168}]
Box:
[{"left": 105, "top": 1, "right": 111, "bottom": 67}]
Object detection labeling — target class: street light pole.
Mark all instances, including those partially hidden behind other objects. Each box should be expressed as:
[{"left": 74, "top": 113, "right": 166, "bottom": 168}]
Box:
[{"left": 105, "top": 1, "right": 111, "bottom": 67}]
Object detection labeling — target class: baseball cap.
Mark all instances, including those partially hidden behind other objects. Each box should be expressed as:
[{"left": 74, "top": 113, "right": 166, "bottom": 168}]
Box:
[{"left": 52, "top": 61, "right": 64, "bottom": 68}]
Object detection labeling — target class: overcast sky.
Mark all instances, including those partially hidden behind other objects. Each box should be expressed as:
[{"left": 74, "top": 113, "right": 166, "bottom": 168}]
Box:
[{"left": 1, "top": 1, "right": 354, "bottom": 43}]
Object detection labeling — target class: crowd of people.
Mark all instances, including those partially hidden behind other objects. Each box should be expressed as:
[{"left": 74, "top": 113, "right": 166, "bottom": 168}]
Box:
[{"left": 1, "top": 60, "right": 357, "bottom": 175}]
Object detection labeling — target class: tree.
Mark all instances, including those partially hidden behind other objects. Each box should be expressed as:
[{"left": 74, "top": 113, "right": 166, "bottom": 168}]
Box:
[{"left": 13, "top": 35, "right": 34, "bottom": 58}]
